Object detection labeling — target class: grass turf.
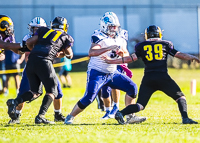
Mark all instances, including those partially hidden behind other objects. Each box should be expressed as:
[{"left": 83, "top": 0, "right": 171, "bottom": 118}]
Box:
[{"left": 0, "top": 68, "right": 200, "bottom": 143}]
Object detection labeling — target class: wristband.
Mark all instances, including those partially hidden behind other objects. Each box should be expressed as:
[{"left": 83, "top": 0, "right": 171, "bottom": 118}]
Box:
[
  {"left": 65, "top": 53, "right": 73, "bottom": 57},
  {"left": 130, "top": 55, "right": 134, "bottom": 61},
  {"left": 20, "top": 42, "right": 23, "bottom": 48},
  {"left": 122, "top": 57, "right": 124, "bottom": 63}
]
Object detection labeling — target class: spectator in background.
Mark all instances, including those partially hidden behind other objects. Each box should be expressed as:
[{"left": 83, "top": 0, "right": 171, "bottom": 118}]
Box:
[
  {"left": 59, "top": 57, "right": 72, "bottom": 88},
  {"left": 4, "top": 49, "right": 25, "bottom": 95},
  {"left": 0, "top": 49, "right": 6, "bottom": 94}
]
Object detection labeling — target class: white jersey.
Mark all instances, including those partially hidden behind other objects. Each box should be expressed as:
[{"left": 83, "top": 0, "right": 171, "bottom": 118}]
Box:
[{"left": 88, "top": 29, "right": 128, "bottom": 73}]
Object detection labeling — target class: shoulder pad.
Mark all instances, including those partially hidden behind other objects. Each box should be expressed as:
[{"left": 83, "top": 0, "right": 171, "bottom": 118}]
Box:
[
  {"left": 119, "top": 29, "right": 128, "bottom": 41},
  {"left": 91, "top": 29, "right": 107, "bottom": 43}
]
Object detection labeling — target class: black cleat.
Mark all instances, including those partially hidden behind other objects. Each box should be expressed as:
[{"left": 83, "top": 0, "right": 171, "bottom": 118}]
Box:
[
  {"left": 6, "top": 99, "right": 18, "bottom": 120},
  {"left": 54, "top": 112, "right": 65, "bottom": 122},
  {"left": 8, "top": 113, "right": 21, "bottom": 124},
  {"left": 115, "top": 111, "right": 126, "bottom": 125},
  {"left": 182, "top": 118, "right": 198, "bottom": 124},
  {"left": 35, "top": 115, "right": 55, "bottom": 124}
]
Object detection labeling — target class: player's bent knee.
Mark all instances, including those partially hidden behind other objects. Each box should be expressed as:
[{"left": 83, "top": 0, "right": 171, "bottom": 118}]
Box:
[
  {"left": 78, "top": 101, "right": 87, "bottom": 109},
  {"left": 28, "top": 92, "right": 42, "bottom": 103}
]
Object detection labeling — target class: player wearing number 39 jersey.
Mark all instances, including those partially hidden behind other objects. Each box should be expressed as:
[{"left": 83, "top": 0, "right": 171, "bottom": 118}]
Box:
[
  {"left": 6, "top": 16, "right": 74, "bottom": 124},
  {"left": 103, "top": 25, "right": 200, "bottom": 125}
]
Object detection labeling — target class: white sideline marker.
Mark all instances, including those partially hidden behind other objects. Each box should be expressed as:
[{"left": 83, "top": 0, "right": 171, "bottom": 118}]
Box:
[{"left": 191, "top": 79, "right": 196, "bottom": 96}]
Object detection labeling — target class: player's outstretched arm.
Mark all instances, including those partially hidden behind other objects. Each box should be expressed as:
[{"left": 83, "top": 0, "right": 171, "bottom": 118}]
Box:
[
  {"left": 89, "top": 43, "right": 119, "bottom": 57},
  {"left": 175, "top": 52, "right": 200, "bottom": 63},
  {"left": 0, "top": 39, "right": 21, "bottom": 50},
  {"left": 102, "top": 53, "right": 138, "bottom": 64}
]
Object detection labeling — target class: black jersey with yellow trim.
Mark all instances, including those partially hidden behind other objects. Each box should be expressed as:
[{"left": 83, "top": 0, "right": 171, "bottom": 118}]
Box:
[
  {"left": 135, "top": 40, "right": 178, "bottom": 73},
  {"left": 30, "top": 27, "right": 74, "bottom": 61}
]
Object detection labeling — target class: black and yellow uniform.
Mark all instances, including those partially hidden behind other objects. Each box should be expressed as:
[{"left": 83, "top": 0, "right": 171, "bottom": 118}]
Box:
[
  {"left": 115, "top": 25, "right": 198, "bottom": 125},
  {"left": 135, "top": 40, "right": 184, "bottom": 107},
  {"left": 26, "top": 27, "right": 73, "bottom": 96}
]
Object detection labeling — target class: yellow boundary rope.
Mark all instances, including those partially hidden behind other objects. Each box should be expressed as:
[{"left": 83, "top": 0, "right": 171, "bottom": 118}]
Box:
[{"left": 0, "top": 56, "right": 90, "bottom": 74}]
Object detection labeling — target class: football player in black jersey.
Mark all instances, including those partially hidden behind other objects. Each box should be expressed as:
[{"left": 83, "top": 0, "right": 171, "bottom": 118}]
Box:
[
  {"left": 103, "top": 25, "right": 200, "bottom": 124},
  {"left": 5, "top": 16, "right": 74, "bottom": 124}
]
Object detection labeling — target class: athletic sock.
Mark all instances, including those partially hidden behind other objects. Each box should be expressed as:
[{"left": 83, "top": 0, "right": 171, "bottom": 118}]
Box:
[
  {"left": 177, "top": 98, "right": 188, "bottom": 118},
  {"left": 105, "top": 107, "right": 112, "bottom": 112},
  {"left": 120, "top": 104, "right": 140, "bottom": 116},
  {"left": 54, "top": 109, "right": 61, "bottom": 115},
  {"left": 38, "top": 95, "right": 53, "bottom": 115},
  {"left": 16, "top": 110, "right": 22, "bottom": 114},
  {"left": 113, "top": 102, "right": 119, "bottom": 108}
]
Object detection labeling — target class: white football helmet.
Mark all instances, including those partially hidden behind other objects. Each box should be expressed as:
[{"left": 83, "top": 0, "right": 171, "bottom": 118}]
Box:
[
  {"left": 100, "top": 12, "right": 120, "bottom": 37},
  {"left": 28, "top": 17, "right": 47, "bottom": 35}
]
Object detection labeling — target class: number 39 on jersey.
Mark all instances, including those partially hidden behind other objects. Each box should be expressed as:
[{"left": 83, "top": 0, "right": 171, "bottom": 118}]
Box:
[{"left": 144, "top": 44, "right": 163, "bottom": 61}]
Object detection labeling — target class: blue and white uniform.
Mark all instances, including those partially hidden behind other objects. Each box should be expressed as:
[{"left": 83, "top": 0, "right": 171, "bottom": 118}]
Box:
[
  {"left": 17, "top": 34, "right": 63, "bottom": 99},
  {"left": 78, "top": 29, "right": 137, "bottom": 109}
]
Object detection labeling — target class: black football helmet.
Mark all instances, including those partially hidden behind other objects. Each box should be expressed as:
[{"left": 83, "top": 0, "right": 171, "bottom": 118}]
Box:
[
  {"left": 51, "top": 16, "right": 68, "bottom": 32},
  {"left": 0, "top": 15, "right": 14, "bottom": 36},
  {"left": 145, "top": 25, "right": 162, "bottom": 40}
]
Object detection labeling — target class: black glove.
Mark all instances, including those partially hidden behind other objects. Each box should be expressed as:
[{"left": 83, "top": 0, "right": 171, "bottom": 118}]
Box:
[{"left": 19, "top": 40, "right": 30, "bottom": 52}]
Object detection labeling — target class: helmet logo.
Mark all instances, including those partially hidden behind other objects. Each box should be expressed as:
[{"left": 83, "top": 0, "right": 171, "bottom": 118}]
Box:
[
  {"left": 0, "top": 17, "right": 13, "bottom": 32},
  {"left": 103, "top": 17, "right": 111, "bottom": 24}
]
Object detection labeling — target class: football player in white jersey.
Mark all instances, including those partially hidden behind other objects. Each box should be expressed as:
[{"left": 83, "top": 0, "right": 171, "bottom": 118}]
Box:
[
  {"left": 64, "top": 12, "right": 146, "bottom": 124},
  {"left": 100, "top": 29, "right": 145, "bottom": 124}
]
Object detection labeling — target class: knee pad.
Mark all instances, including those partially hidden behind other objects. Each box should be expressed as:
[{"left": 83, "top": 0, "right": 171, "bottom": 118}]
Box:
[
  {"left": 77, "top": 101, "right": 87, "bottom": 109},
  {"left": 55, "top": 93, "right": 63, "bottom": 99},
  {"left": 101, "top": 86, "right": 111, "bottom": 98}
]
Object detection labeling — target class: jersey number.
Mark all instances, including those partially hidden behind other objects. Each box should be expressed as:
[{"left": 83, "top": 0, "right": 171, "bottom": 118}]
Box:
[
  {"left": 144, "top": 44, "right": 163, "bottom": 61},
  {"left": 42, "top": 29, "right": 62, "bottom": 42}
]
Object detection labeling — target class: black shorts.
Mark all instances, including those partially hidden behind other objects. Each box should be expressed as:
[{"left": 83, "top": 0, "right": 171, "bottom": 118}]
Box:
[
  {"left": 137, "top": 72, "right": 184, "bottom": 107},
  {"left": 25, "top": 55, "right": 58, "bottom": 97}
]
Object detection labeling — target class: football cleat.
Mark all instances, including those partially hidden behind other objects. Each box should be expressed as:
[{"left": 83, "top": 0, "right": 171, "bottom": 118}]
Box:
[
  {"left": 126, "top": 114, "right": 147, "bottom": 124},
  {"left": 109, "top": 104, "right": 119, "bottom": 118},
  {"left": 54, "top": 112, "right": 65, "bottom": 122},
  {"left": 64, "top": 114, "right": 74, "bottom": 125},
  {"left": 35, "top": 115, "right": 55, "bottom": 124},
  {"left": 182, "top": 118, "right": 198, "bottom": 124},
  {"left": 101, "top": 110, "right": 111, "bottom": 120},
  {"left": 8, "top": 113, "right": 21, "bottom": 124},
  {"left": 6, "top": 99, "right": 18, "bottom": 120},
  {"left": 115, "top": 111, "right": 126, "bottom": 125}
]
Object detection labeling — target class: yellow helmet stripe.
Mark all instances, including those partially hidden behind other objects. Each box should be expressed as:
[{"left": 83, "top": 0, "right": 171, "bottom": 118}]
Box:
[
  {"left": 0, "top": 17, "right": 13, "bottom": 31},
  {"left": 158, "top": 27, "right": 162, "bottom": 38}
]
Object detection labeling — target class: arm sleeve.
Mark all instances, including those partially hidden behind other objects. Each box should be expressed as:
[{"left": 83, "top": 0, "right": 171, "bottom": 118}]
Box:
[
  {"left": 91, "top": 36, "right": 102, "bottom": 44},
  {"left": 166, "top": 41, "right": 178, "bottom": 56},
  {"left": 62, "top": 34, "right": 74, "bottom": 49},
  {"left": 134, "top": 43, "right": 141, "bottom": 58}
]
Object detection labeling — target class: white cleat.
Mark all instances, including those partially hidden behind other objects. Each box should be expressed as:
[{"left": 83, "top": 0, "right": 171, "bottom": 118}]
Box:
[{"left": 126, "top": 114, "right": 147, "bottom": 124}]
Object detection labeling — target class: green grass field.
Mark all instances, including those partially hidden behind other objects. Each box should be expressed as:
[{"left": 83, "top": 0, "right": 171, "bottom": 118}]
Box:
[{"left": 0, "top": 68, "right": 200, "bottom": 143}]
